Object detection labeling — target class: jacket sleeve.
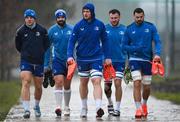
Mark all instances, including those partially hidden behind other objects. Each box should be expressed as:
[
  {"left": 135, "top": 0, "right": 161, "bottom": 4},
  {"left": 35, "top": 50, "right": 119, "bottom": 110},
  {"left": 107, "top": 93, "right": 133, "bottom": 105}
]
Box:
[
  {"left": 44, "top": 29, "right": 52, "bottom": 69},
  {"left": 43, "top": 29, "right": 50, "bottom": 51},
  {"left": 101, "top": 24, "right": 110, "bottom": 59},
  {"left": 122, "top": 30, "right": 143, "bottom": 54},
  {"left": 67, "top": 25, "right": 78, "bottom": 58},
  {"left": 152, "top": 24, "right": 161, "bottom": 56},
  {"left": 15, "top": 30, "right": 22, "bottom": 52}
]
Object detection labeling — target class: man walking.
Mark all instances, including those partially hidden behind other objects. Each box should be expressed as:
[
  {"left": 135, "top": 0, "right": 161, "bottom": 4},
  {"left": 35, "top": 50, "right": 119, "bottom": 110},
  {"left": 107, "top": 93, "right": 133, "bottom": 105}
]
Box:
[
  {"left": 122, "top": 8, "right": 162, "bottom": 118},
  {"left": 15, "top": 9, "right": 50, "bottom": 118},
  {"left": 104, "top": 9, "right": 126, "bottom": 116},
  {"left": 44, "top": 9, "right": 73, "bottom": 117},
  {"left": 67, "top": 3, "right": 111, "bottom": 118}
]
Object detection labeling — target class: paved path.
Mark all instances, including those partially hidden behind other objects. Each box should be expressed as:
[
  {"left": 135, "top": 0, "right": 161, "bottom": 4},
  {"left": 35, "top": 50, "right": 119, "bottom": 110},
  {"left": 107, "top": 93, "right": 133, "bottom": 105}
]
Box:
[{"left": 5, "top": 76, "right": 180, "bottom": 121}]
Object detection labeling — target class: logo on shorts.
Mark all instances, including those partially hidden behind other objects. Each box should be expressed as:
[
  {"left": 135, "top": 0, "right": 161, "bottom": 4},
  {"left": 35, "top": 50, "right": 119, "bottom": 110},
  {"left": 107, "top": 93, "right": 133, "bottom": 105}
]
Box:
[
  {"left": 78, "top": 66, "right": 81, "bottom": 70},
  {"left": 21, "top": 65, "right": 25, "bottom": 70}
]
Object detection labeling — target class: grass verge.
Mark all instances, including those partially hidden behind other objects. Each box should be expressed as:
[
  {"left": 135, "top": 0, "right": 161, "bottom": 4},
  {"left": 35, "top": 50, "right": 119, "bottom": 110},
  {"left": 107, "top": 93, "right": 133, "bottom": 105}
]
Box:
[
  {"left": 152, "top": 92, "right": 180, "bottom": 104},
  {"left": 0, "top": 81, "right": 21, "bottom": 121}
]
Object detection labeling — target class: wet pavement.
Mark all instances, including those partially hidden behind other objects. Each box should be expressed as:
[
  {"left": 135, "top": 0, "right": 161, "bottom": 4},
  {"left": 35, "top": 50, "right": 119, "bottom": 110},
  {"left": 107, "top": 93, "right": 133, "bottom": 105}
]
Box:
[{"left": 5, "top": 76, "right": 180, "bottom": 121}]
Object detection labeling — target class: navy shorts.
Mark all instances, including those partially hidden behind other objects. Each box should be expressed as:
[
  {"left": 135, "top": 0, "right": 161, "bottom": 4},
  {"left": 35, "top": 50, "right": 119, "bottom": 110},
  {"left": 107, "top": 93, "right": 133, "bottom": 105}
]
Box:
[
  {"left": 20, "top": 60, "right": 43, "bottom": 77},
  {"left": 129, "top": 60, "right": 152, "bottom": 75},
  {"left": 112, "top": 62, "right": 125, "bottom": 79},
  {"left": 52, "top": 57, "right": 67, "bottom": 76},
  {"left": 77, "top": 60, "right": 103, "bottom": 78}
]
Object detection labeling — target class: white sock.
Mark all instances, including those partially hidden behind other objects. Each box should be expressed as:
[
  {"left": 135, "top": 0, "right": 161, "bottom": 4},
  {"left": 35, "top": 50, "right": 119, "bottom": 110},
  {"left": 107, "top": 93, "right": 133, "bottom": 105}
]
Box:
[
  {"left": 107, "top": 97, "right": 113, "bottom": 105},
  {"left": 95, "top": 99, "right": 102, "bottom": 111},
  {"left": 35, "top": 99, "right": 40, "bottom": 107},
  {"left": 22, "top": 100, "right": 30, "bottom": 111},
  {"left": 54, "top": 90, "right": 63, "bottom": 108},
  {"left": 64, "top": 89, "right": 71, "bottom": 107},
  {"left": 81, "top": 98, "right": 87, "bottom": 109},
  {"left": 142, "top": 99, "right": 147, "bottom": 105},
  {"left": 135, "top": 102, "right": 141, "bottom": 109},
  {"left": 115, "top": 101, "right": 121, "bottom": 111}
]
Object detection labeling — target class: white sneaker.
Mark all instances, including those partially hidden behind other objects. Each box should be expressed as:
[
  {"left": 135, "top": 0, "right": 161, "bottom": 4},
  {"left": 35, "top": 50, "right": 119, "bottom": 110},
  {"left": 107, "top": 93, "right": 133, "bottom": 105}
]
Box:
[
  {"left": 64, "top": 107, "right": 70, "bottom": 116},
  {"left": 80, "top": 108, "right": 88, "bottom": 118}
]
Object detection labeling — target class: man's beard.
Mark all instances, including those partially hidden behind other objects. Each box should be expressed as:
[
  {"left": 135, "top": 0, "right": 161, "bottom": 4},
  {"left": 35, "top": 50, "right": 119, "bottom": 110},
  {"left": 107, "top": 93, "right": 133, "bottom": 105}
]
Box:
[
  {"left": 57, "top": 20, "right": 66, "bottom": 27},
  {"left": 136, "top": 20, "right": 143, "bottom": 25}
]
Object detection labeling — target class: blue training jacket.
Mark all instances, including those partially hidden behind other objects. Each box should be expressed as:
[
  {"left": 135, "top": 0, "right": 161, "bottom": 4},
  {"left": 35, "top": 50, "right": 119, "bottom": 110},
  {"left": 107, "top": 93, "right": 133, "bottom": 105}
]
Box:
[
  {"left": 44, "top": 24, "right": 73, "bottom": 68},
  {"left": 122, "top": 21, "right": 161, "bottom": 61},
  {"left": 106, "top": 23, "right": 127, "bottom": 62},
  {"left": 67, "top": 3, "right": 110, "bottom": 62}
]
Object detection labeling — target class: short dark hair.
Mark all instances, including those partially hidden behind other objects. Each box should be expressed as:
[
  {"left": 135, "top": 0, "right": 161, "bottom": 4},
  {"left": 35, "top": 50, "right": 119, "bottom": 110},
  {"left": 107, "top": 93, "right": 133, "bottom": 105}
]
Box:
[
  {"left": 109, "top": 9, "right": 120, "bottom": 16},
  {"left": 133, "top": 8, "right": 144, "bottom": 15}
]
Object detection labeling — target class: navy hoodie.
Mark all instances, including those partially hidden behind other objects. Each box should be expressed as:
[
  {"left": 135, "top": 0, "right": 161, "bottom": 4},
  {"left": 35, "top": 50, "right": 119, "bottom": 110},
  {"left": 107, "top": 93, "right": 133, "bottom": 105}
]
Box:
[{"left": 67, "top": 3, "right": 110, "bottom": 61}]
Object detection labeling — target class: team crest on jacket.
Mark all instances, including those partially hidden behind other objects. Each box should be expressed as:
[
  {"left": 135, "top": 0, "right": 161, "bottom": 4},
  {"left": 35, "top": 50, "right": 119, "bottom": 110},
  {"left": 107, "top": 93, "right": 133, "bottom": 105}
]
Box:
[
  {"left": 119, "top": 31, "right": 124, "bottom": 35},
  {"left": 36, "top": 32, "right": 40, "bottom": 36},
  {"left": 94, "top": 26, "right": 99, "bottom": 31},
  {"left": 54, "top": 32, "right": 58, "bottom": 36},
  {"left": 106, "top": 31, "right": 110, "bottom": 34},
  {"left": 67, "top": 31, "right": 72, "bottom": 35},
  {"left": 145, "top": 29, "right": 149, "bottom": 33},
  {"left": 132, "top": 31, "right": 136, "bottom": 34},
  {"left": 80, "top": 28, "right": 84, "bottom": 31},
  {"left": 24, "top": 34, "right": 28, "bottom": 37}
]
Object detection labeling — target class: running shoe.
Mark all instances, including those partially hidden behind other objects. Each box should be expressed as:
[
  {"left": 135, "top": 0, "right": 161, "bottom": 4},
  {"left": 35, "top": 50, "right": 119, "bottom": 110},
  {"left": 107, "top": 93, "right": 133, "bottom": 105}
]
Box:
[
  {"left": 142, "top": 104, "right": 148, "bottom": 117},
  {"left": 113, "top": 110, "right": 120, "bottom": 117},
  {"left": 34, "top": 106, "right": 41, "bottom": 117},
  {"left": 23, "top": 110, "right": 30, "bottom": 119},
  {"left": 64, "top": 106, "right": 70, "bottom": 116},
  {"left": 80, "top": 108, "right": 88, "bottom": 118},
  {"left": 55, "top": 107, "right": 62, "bottom": 117},
  {"left": 67, "top": 60, "right": 77, "bottom": 80},
  {"left": 107, "top": 105, "right": 114, "bottom": 115},
  {"left": 135, "top": 108, "right": 142, "bottom": 118},
  {"left": 96, "top": 108, "right": 104, "bottom": 118}
]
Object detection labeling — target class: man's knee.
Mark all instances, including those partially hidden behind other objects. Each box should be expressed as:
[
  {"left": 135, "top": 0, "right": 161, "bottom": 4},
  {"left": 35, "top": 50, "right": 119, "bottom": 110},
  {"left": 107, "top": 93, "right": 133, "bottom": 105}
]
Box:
[{"left": 104, "top": 82, "right": 112, "bottom": 94}]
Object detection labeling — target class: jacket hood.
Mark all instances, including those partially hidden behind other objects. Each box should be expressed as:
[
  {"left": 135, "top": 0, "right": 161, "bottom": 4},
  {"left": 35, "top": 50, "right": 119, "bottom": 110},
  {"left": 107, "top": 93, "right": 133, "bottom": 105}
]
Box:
[{"left": 82, "top": 3, "right": 95, "bottom": 19}]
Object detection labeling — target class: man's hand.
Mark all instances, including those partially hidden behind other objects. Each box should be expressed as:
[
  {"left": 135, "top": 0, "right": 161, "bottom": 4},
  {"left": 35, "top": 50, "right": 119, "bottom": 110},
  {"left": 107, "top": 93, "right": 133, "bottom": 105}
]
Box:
[
  {"left": 67, "top": 57, "right": 75, "bottom": 65},
  {"left": 104, "top": 58, "right": 112, "bottom": 66}
]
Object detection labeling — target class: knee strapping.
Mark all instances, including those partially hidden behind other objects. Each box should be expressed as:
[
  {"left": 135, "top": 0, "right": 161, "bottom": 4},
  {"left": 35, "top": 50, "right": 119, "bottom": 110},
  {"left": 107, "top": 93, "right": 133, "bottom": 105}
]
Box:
[
  {"left": 142, "top": 76, "right": 152, "bottom": 85},
  {"left": 131, "top": 70, "right": 142, "bottom": 81}
]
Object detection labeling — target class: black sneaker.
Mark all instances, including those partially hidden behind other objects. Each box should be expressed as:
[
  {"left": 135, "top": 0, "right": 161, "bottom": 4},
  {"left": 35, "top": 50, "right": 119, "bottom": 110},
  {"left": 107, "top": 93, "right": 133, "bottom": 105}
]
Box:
[
  {"left": 43, "top": 76, "right": 49, "bottom": 88},
  {"left": 23, "top": 110, "right": 30, "bottom": 119},
  {"left": 43, "top": 72, "right": 49, "bottom": 88},
  {"left": 49, "top": 74, "right": 55, "bottom": 87},
  {"left": 107, "top": 105, "right": 114, "bottom": 115},
  {"left": 96, "top": 108, "right": 104, "bottom": 118},
  {"left": 113, "top": 110, "right": 120, "bottom": 116},
  {"left": 55, "top": 108, "right": 62, "bottom": 117}
]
